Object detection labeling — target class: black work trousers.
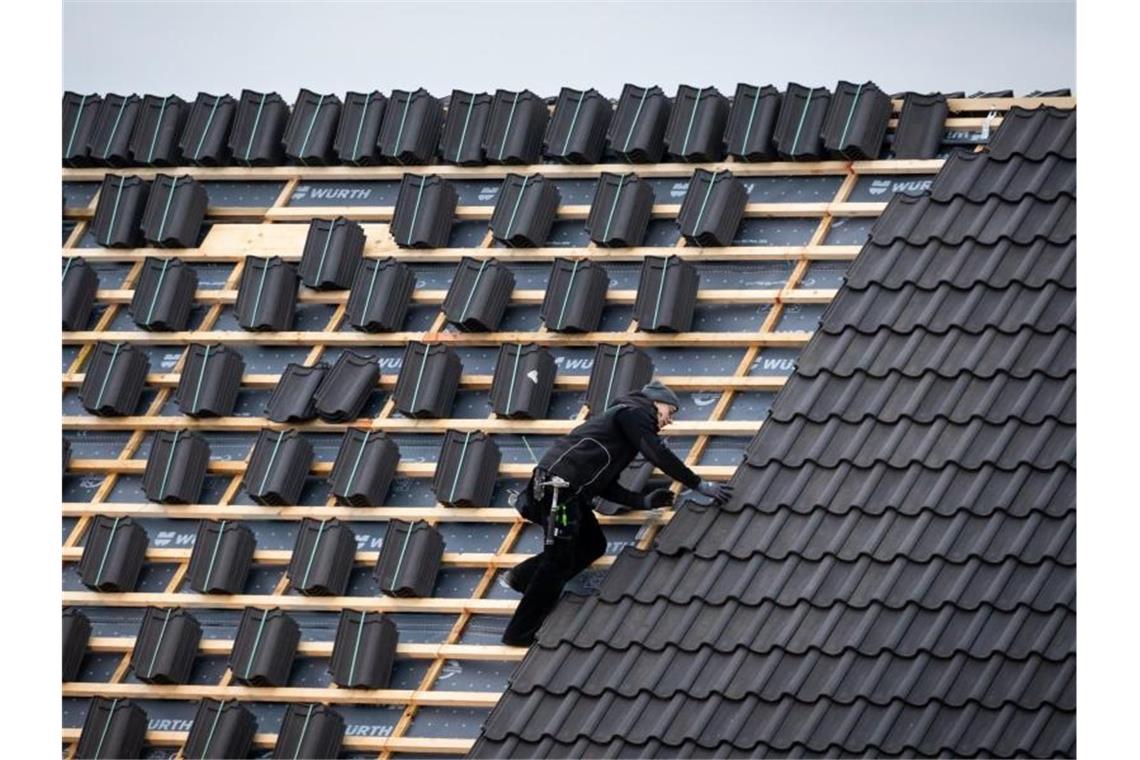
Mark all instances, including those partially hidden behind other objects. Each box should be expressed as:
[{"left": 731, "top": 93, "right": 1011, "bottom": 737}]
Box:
[{"left": 502, "top": 492, "right": 607, "bottom": 646}]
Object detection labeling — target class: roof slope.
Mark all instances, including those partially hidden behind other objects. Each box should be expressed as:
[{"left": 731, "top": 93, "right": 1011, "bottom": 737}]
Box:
[{"left": 470, "top": 106, "right": 1076, "bottom": 758}]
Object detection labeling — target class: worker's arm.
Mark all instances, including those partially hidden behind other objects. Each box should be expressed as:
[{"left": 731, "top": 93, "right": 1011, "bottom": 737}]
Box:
[{"left": 615, "top": 408, "right": 702, "bottom": 489}]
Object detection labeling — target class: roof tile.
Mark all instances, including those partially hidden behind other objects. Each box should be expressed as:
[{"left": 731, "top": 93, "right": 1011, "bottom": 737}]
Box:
[
  {"left": 333, "top": 90, "right": 387, "bottom": 165},
  {"left": 283, "top": 88, "right": 341, "bottom": 166},
  {"left": 892, "top": 92, "right": 949, "bottom": 159},
  {"left": 62, "top": 91, "right": 103, "bottom": 167},
  {"left": 182, "top": 699, "right": 257, "bottom": 759},
  {"left": 440, "top": 90, "right": 492, "bottom": 165},
  {"left": 378, "top": 88, "right": 443, "bottom": 165},
  {"left": 987, "top": 106, "right": 1075, "bottom": 160},
  {"left": 472, "top": 106, "right": 1077, "bottom": 758},
  {"left": 228, "top": 89, "right": 288, "bottom": 166},
  {"left": 179, "top": 92, "right": 236, "bottom": 166},
  {"left": 544, "top": 87, "right": 612, "bottom": 164}
]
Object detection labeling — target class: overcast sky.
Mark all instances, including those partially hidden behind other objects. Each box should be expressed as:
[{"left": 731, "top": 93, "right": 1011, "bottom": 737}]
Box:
[{"left": 63, "top": 0, "right": 1074, "bottom": 99}]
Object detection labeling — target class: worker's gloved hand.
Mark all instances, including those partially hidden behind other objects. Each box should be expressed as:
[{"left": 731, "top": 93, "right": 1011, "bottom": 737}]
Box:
[
  {"left": 639, "top": 488, "right": 675, "bottom": 510},
  {"left": 696, "top": 480, "right": 734, "bottom": 504}
]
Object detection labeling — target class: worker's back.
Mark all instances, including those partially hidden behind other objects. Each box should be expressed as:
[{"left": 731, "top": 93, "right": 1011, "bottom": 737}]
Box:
[{"left": 538, "top": 392, "right": 656, "bottom": 501}]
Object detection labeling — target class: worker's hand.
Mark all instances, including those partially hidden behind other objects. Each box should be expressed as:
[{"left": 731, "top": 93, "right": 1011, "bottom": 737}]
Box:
[
  {"left": 696, "top": 480, "right": 734, "bottom": 504},
  {"left": 640, "top": 488, "right": 675, "bottom": 510}
]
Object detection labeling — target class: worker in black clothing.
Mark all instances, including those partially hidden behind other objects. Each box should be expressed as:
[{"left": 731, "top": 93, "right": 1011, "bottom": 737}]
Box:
[{"left": 501, "top": 380, "right": 733, "bottom": 646}]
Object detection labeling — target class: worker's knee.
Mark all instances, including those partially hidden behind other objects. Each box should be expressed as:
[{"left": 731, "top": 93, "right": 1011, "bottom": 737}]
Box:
[{"left": 582, "top": 529, "right": 607, "bottom": 564}]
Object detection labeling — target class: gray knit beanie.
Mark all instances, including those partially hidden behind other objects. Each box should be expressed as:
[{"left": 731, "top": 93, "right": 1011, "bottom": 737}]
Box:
[{"left": 641, "top": 380, "right": 681, "bottom": 409}]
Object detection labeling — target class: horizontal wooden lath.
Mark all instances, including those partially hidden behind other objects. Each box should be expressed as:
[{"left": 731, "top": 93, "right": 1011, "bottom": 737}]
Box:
[
  {"left": 61, "top": 546, "right": 617, "bottom": 569},
  {"left": 62, "top": 156, "right": 946, "bottom": 182},
  {"left": 63, "top": 200, "right": 887, "bottom": 223},
  {"left": 63, "top": 590, "right": 516, "bottom": 614},
  {"left": 63, "top": 242, "right": 864, "bottom": 263},
  {"left": 63, "top": 681, "right": 502, "bottom": 707},
  {"left": 88, "top": 286, "right": 838, "bottom": 306},
  {"left": 61, "top": 372, "right": 789, "bottom": 392},
  {"left": 59, "top": 728, "right": 474, "bottom": 754},
  {"left": 62, "top": 503, "right": 676, "bottom": 525},
  {"left": 62, "top": 416, "right": 760, "bottom": 436},
  {"left": 65, "top": 457, "right": 736, "bottom": 480},
  {"left": 62, "top": 328, "right": 813, "bottom": 347},
  {"left": 87, "top": 636, "right": 526, "bottom": 660}
]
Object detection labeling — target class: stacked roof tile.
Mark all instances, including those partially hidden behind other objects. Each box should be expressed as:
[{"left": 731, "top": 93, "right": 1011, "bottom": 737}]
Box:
[
  {"left": 182, "top": 699, "right": 257, "bottom": 758},
  {"left": 90, "top": 174, "right": 149, "bottom": 247},
  {"left": 329, "top": 610, "right": 399, "bottom": 688},
  {"left": 334, "top": 90, "right": 387, "bottom": 165},
  {"left": 544, "top": 87, "right": 611, "bottom": 164},
  {"left": 328, "top": 429, "right": 400, "bottom": 505},
  {"left": 187, "top": 519, "right": 256, "bottom": 594},
  {"left": 130, "top": 94, "right": 189, "bottom": 166},
  {"left": 378, "top": 88, "right": 443, "bottom": 164},
  {"left": 346, "top": 256, "right": 415, "bottom": 331},
  {"left": 374, "top": 519, "right": 446, "bottom": 597},
  {"left": 539, "top": 257, "right": 609, "bottom": 332},
  {"left": 298, "top": 216, "right": 365, "bottom": 289},
  {"left": 283, "top": 88, "right": 342, "bottom": 165},
  {"left": 441, "top": 90, "right": 493, "bottom": 165},
  {"left": 88, "top": 93, "right": 141, "bottom": 166},
  {"left": 390, "top": 174, "right": 457, "bottom": 248},
  {"left": 130, "top": 256, "right": 198, "bottom": 330},
  {"left": 471, "top": 105, "right": 1076, "bottom": 758},
  {"left": 61, "top": 86, "right": 1079, "bottom": 175},
  {"left": 180, "top": 92, "right": 236, "bottom": 165},
  {"left": 62, "top": 256, "right": 98, "bottom": 330},
  {"left": 229, "top": 89, "right": 289, "bottom": 166}
]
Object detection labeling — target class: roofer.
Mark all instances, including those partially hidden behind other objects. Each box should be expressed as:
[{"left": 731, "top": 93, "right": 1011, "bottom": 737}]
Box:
[{"left": 501, "top": 379, "right": 733, "bottom": 646}]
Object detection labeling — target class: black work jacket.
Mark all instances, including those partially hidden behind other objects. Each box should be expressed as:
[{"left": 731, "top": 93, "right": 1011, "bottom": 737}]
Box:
[{"left": 537, "top": 391, "right": 701, "bottom": 506}]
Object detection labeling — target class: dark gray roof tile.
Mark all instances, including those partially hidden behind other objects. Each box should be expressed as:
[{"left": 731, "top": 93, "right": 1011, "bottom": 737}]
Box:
[
  {"left": 704, "top": 461, "right": 1075, "bottom": 519},
  {"left": 62, "top": 91, "right": 103, "bottom": 167},
  {"left": 544, "top": 87, "right": 612, "bottom": 164},
  {"left": 892, "top": 92, "right": 948, "bottom": 159},
  {"left": 724, "top": 83, "right": 781, "bottom": 160},
  {"left": 869, "top": 192, "right": 1075, "bottom": 246},
  {"left": 747, "top": 416, "right": 1074, "bottom": 469},
  {"left": 179, "top": 92, "right": 236, "bottom": 166},
  {"left": 537, "top": 595, "right": 1074, "bottom": 660},
  {"left": 472, "top": 101, "right": 1077, "bottom": 759},
  {"left": 794, "top": 324, "right": 1075, "bottom": 379},
  {"left": 377, "top": 88, "right": 443, "bottom": 165},
  {"left": 596, "top": 549, "right": 1074, "bottom": 611},
  {"left": 86, "top": 92, "right": 141, "bottom": 167},
  {"left": 510, "top": 644, "right": 1074, "bottom": 709},
  {"left": 987, "top": 106, "right": 1075, "bottom": 161},
  {"left": 607, "top": 84, "right": 670, "bottom": 163},
  {"left": 659, "top": 501, "right": 1074, "bottom": 564},
  {"left": 843, "top": 237, "right": 1075, "bottom": 290},
  {"left": 930, "top": 153, "right": 1075, "bottom": 201},
  {"left": 821, "top": 281, "right": 1074, "bottom": 334},
  {"left": 182, "top": 699, "right": 256, "bottom": 760},
  {"left": 770, "top": 369, "right": 1075, "bottom": 424},
  {"left": 227, "top": 89, "right": 288, "bottom": 167},
  {"left": 333, "top": 91, "right": 386, "bottom": 165},
  {"left": 480, "top": 690, "right": 1074, "bottom": 756}
]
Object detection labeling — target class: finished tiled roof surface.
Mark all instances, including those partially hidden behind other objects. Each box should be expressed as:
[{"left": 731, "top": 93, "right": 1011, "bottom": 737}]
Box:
[{"left": 471, "top": 106, "right": 1076, "bottom": 758}]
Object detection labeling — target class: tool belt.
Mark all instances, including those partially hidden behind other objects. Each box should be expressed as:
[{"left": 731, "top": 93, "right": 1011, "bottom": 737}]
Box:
[{"left": 511, "top": 468, "right": 581, "bottom": 544}]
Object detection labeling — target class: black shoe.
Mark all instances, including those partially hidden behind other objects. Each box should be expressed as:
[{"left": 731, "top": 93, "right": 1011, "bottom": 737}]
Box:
[
  {"left": 501, "top": 630, "right": 534, "bottom": 647},
  {"left": 505, "top": 567, "right": 527, "bottom": 594}
]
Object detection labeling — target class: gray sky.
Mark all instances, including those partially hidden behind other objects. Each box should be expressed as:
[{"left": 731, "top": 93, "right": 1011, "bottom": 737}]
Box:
[{"left": 63, "top": 0, "right": 1074, "bottom": 99}]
